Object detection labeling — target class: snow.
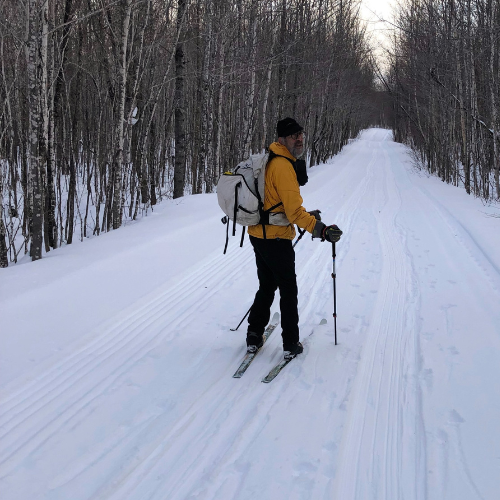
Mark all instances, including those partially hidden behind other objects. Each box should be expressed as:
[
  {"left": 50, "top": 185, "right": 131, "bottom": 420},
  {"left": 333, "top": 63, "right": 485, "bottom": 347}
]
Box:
[{"left": 1, "top": 129, "right": 499, "bottom": 500}]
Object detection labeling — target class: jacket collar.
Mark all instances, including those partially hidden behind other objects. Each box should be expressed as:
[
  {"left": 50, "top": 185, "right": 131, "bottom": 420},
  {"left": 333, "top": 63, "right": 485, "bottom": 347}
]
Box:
[{"left": 269, "top": 142, "right": 296, "bottom": 162}]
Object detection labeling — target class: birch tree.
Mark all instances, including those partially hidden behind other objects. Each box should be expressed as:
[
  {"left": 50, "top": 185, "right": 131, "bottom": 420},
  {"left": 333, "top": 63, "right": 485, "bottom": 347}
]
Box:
[
  {"left": 111, "top": 0, "right": 133, "bottom": 229},
  {"left": 26, "top": 0, "right": 49, "bottom": 260}
]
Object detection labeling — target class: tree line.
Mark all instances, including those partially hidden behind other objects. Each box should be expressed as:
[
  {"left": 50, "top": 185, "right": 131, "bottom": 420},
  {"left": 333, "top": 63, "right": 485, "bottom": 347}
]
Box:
[
  {"left": 385, "top": 0, "right": 500, "bottom": 200},
  {"left": 0, "top": 0, "right": 377, "bottom": 267}
]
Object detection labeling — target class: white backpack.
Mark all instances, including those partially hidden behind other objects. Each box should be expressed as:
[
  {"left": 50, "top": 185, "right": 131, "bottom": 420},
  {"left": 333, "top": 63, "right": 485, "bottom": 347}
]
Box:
[{"left": 217, "top": 152, "right": 290, "bottom": 253}]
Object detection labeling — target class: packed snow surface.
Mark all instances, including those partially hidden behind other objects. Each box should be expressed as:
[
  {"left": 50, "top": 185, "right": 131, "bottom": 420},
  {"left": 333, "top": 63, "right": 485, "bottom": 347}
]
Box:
[{"left": 1, "top": 129, "right": 499, "bottom": 500}]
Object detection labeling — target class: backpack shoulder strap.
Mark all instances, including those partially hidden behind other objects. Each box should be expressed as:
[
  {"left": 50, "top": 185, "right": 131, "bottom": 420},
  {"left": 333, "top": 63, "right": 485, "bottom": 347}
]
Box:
[
  {"left": 267, "top": 149, "right": 295, "bottom": 167},
  {"left": 267, "top": 149, "right": 307, "bottom": 186},
  {"left": 256, "top": 149, "right": 291, "bottom": 238}
]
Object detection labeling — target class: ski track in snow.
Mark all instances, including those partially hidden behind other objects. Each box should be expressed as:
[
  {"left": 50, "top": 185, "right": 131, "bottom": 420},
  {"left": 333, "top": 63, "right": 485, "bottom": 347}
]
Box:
[
  {"left": 0, "top": 243, "right": 254, "bottom": 472},
  {"left": 1, "top": 129, "right": 499, "bottom": 500},
  {"left": 416, "top": 184, "right": 500, "bottom": 298},
  {"left": 333, "top": 136, "right": 425, "bottom": 500}
]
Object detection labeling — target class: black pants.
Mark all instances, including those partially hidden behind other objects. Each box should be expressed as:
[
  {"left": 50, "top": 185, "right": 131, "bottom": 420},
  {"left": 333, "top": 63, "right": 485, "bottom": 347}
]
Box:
[{"left": 248, "top": 236, "right": 299, "bottom": 349}]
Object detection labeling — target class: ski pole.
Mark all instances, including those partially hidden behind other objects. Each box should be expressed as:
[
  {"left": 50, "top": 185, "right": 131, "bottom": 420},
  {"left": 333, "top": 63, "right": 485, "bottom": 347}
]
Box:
[
  {"left": 293, "top": 227, "right": 306, "bottom": 248},
  {"left": 230, "top": 305, "right": 252, "bottom": 331},
  {"left": 332, "top": 241, "right": 337, "bottom": 345},
  {"left": 231, "top": 227, "right": 306, "bottom": 331}
]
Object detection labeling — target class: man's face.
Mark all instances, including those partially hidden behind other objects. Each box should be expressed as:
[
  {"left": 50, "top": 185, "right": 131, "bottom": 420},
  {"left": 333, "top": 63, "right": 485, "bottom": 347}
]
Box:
[{"left": 281, "top": 131, "right": 305, "bottom": 158}]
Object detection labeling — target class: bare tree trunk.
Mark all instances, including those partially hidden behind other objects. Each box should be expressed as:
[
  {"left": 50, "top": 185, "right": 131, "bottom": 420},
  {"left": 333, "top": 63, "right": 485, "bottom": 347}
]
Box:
[
  {"left": 0, "top": 34, "right": 15, "bottom": 266},
  {"left": 260, "top": 24, "right": 277, "bottom": 151},
  {"left": 455, "top": 38, "right": 470, "bottom": 194},
  {"left": 243, "top": 1, "right": 258, "bottom": 157},
  {"left": 112, "top": 0, "right": 133, "bottom": 229},
  {"left": 196, "top": 0, "right": 212, "bottom": 193},
  {"left": 490, "top": 0, "right": 499, "bottom": 199},
  {"left": 277, "top": 0, "right": 287, "bottom": 118},
  {"left": 214, "top": 31, "right": 225, "bottom": 181},
  {"left": 66, "top": 153, "right": 76, "bottom": 244},
  {"left": 173, "top": 0, "right": 187, "bottom": 199},
  {"left": 26, "top": 0, "right": 48, "bottom": 261},
  {"left": 45, "top": 0, "right": 57, "bottom": 250},
  {"left": 0, "top": 165, "right": 7, "bottom": 267}
]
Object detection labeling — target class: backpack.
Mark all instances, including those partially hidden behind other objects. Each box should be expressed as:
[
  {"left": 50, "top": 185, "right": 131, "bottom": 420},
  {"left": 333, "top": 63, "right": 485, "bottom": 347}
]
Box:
[{"left": 217, "top": 151, "right": 291, "bottom": 253}]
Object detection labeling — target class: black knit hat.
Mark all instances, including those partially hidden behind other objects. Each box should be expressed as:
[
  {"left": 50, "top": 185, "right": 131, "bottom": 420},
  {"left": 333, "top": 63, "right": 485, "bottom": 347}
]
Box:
[{"left": 276, "top": 117, "right": 303, "bottom": 138}]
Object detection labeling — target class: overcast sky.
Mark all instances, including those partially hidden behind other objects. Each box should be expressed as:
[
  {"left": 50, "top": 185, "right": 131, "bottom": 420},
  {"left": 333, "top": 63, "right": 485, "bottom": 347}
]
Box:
[{"left": 359, "top": 0, "right": 396, "bottom": 65}]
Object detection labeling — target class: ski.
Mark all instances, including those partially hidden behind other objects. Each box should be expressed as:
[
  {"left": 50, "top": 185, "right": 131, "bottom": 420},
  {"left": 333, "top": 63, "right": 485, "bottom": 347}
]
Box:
[
  {"left": 261, "top": 318, "right": 327, "bottom": 383},
  {"left": 232, "top": 312, "right": 280, "bottom": 378},
  {"left": 261, "top": 357, "right": 294, "bottom": 383}
]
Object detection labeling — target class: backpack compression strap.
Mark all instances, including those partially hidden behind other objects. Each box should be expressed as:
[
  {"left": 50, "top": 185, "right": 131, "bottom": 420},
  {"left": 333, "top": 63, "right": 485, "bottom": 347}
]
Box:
[
  {"left": 233, "top": 183, "right": 239, "bottom": 237},
  {"left": 254, "top": 177, "right": 283, "bottom": 240}
]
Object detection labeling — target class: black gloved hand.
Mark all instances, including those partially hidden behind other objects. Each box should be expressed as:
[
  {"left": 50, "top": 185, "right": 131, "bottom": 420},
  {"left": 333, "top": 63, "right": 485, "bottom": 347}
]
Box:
[
  {"left": 312, "top": 221, "right": 326, "bottom": 239},
  {"left": 312, "top": 221, "right": 343, "bottom": 242},
  {"left": 308, "top": 209, "right": 322, "bottom": 221},
  {"left": 323, "top": 224, "right": 343, "bottom": 242}
]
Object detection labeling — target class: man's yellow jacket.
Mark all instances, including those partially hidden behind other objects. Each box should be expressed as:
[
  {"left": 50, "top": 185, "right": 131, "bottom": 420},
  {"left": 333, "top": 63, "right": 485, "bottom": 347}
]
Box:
[{"left": 248, "top": 142, "right": 317, "bottom": 240}]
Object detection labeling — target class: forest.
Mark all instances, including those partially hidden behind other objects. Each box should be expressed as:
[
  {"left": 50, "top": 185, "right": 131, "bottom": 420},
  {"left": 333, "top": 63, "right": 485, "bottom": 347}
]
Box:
[
  {"left": 387, "top": 0, "right": 500, "bottom": 201},
  {"left": 1, "top": 0, "right": 499, "bottom": 267},
  {"left": 0, "top": 0, "right": 376, "bottom": 266}
]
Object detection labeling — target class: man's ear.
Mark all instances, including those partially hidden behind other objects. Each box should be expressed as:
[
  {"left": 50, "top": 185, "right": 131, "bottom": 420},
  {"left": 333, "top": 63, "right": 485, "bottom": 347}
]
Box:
[{"left": 278, "top": 137, "right": 285, "bottom": 145}]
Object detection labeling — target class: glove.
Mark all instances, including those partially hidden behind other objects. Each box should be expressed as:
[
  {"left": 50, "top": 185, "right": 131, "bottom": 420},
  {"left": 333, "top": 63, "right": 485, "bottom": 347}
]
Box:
[
  {"left": 308, "top": 209, "right": 322, "bottom": 221},
  {"left": 324, "top": 224, "right": 343, "bottom": 242},
  {"left": 312, "top": 221, "right": 326, "bottom": 239},
  {"left": 312, "top": 221, "right": 343, "bottom": 242}
]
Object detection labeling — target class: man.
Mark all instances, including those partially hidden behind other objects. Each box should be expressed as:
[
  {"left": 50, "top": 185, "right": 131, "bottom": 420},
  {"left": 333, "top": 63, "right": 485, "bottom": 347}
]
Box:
[{"left": 246, "top": 117, "right": 343, "bottom": 359}]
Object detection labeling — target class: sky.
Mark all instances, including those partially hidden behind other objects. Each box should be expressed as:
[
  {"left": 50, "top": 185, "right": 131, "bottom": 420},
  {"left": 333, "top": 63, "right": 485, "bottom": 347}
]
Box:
[{"left": 359, "top": 0, "right": 396, "bottom": 66}]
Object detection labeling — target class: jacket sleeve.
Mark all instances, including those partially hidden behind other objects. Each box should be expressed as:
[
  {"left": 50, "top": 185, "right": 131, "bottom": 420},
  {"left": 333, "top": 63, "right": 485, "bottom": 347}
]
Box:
[{"left": 271, "top": 159, "right": 317, "bottom": 233}]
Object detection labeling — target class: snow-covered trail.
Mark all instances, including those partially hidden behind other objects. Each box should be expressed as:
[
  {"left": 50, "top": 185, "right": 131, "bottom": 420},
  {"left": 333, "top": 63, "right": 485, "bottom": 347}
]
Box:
[{"left": 1, "top": 129, "right": 499, "bottom": 500}]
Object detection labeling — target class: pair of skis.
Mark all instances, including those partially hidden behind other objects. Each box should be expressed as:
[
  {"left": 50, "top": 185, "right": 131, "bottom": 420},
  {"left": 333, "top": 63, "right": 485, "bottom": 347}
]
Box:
[{"left": 232, "top": 313, "right": 299, "bottom": 383}]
